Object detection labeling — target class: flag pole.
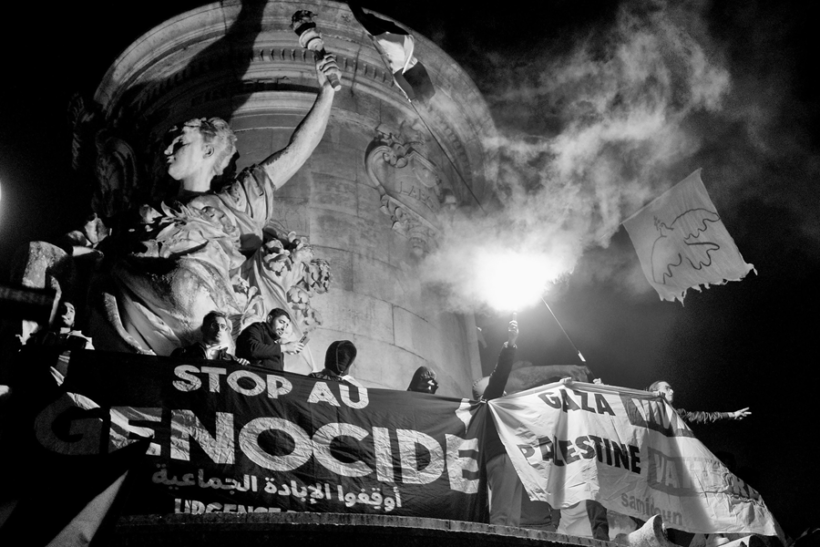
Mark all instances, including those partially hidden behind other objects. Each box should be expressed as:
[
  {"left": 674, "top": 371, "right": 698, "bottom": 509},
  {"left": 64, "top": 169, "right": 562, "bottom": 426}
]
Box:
[
  {"left": 355, "top": 19, "right": 488, "bottom": 214},
  {"left": 540, "top": 295, "right": 586, "bottom": 363},
  {"left": 407, "top": 101, "right": 488, "bottom": 215}
]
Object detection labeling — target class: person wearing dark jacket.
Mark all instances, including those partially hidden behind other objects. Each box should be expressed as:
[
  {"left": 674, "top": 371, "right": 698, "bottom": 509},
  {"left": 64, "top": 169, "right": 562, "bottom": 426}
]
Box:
[
  {"left": 473, "top": 319, "right": 519, "bottom": 526},
  {"left": 26, "top": 301, "right": 94, "bottom": 351},
  {"left": 407, "top": 366, "right": 438, "bottom": 394},
  {"left": 236, "top": 308, "right": 304, "bottom": 371},
  {"left": 649, "top": 381, "right": 751, "bottom": 424},
  {"left": 172, "top": 311, "right": 248, "bottom": 364},
  {"left": 309, "top": 340, "right": 358, "bottom": 384}
]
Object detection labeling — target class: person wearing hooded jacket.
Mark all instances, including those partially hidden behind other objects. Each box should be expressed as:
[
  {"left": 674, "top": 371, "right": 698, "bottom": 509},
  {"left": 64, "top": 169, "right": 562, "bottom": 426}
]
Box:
[
  {"left": 309, "top": 340, "right": 359, "bottom": 384},
  {"left": 407, "top": 366, "right": 438, "bottom": 394}
]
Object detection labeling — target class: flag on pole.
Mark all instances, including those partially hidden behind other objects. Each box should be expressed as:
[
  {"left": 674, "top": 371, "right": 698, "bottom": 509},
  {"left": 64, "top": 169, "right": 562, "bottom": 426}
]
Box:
[
  {"left": 623, "top": 170, "right": 755, "bottom": 303},
  {"left": 348, "top": 1, "right": 435, "bottom": 103}
]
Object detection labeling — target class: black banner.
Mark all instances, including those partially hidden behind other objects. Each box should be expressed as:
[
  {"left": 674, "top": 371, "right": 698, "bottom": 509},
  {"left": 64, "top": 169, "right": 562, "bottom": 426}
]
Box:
[{"left": 21, "top": 350, "right": 489, "bottom": 521}]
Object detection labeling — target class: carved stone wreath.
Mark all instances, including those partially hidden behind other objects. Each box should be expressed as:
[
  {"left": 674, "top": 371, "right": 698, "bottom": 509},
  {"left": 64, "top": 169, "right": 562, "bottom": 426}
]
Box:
[{"left": 365, "top": 122, "right": 453, "bottom": 257}]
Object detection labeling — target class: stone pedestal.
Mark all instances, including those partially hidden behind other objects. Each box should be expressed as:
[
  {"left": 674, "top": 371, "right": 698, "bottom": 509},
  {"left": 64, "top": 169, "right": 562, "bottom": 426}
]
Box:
[
  {"left": 92, "top": 0, "right": 496, "bottom": 397},
  {"left": 108, "top": 513, "right": 613, "bottom": 547}
]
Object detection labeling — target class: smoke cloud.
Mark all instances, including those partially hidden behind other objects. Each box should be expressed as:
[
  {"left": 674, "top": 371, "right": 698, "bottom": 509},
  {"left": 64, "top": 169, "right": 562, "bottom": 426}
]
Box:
[{"left": 421, "top": 0, "right": 734, "bottom": 312}]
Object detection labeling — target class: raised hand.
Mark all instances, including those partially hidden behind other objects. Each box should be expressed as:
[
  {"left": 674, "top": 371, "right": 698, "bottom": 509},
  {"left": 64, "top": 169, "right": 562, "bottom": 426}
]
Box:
[
  {"left": 507, "top": 319, "right": 519, "bottom": 347},
  {"left": 282, "top": 340, "right": 305, "bottom": 355},
  {"left": 316, "top": 53, "right": 341, "bottom": 90}
]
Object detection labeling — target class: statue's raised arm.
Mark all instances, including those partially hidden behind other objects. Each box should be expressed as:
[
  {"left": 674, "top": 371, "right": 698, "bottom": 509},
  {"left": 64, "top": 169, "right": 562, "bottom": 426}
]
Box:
[
  {"left": 165, "top": 55, "right": 340, "bottom": 199},
  {"left": 259, "top": 55, "right": 340, "bottom": 190}
]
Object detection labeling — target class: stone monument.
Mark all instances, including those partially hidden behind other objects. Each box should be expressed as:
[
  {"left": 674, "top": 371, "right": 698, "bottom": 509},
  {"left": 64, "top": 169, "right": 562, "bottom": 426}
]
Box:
[{"left": 24, "top": 0, "right": 498, "bottom": 397}]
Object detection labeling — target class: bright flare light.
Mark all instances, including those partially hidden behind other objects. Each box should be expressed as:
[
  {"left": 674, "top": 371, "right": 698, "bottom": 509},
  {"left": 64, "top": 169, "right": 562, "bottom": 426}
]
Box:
[{"left": 473, "top": 250, "right": 565, "bottom": 312}]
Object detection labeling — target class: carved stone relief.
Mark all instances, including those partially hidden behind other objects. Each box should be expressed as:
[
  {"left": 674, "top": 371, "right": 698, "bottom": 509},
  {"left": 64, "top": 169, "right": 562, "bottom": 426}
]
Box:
[{"left": 365, "top": 121, "right": 457, "bottom": 257}]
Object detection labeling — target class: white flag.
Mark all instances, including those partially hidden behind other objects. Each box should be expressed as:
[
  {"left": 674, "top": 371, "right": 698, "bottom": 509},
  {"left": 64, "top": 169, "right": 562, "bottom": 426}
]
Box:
[{"left": 623, "top": 169, "right": 755, "bottom": 303}]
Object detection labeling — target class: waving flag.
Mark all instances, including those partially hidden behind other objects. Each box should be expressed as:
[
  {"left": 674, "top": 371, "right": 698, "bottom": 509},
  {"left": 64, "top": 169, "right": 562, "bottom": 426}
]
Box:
[
  {"left": 623, "top": 170, "right": 755, "bottom": 303},
  {"left": 348, "top": 1, "right": 435, "bottom": 103}
]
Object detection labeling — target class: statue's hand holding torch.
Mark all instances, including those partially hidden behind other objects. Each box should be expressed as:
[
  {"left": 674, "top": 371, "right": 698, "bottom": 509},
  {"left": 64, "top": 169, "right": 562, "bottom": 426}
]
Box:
[{"left": 291, "top": 10, "right": 342, "bottom": 91}]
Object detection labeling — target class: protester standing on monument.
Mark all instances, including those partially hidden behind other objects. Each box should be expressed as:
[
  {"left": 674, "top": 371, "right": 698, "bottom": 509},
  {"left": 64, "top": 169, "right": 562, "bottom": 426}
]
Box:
[
  {"left": 171, "top": 310, "right": 248, "bottom": 364},
  {"left": 472, "top": 318, "right": 519, "bottom": 526},
  {"left": 236, "top": 308, "right": 304, "bottom": 371},
  {"left": 26, "top": 301, "right": 94, "bottom": 351},
  {"left": 649, "top": 380, "right": 751, "bottom": 423},
  {"left": 407, "top": 366, "right": 439, "bottom": 394}
]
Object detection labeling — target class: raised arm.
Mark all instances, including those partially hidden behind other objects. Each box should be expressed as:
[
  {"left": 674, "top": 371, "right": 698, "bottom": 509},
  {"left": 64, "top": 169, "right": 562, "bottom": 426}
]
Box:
[
  {"left": 676, "top": 407, "right": 750, "bottom": 424},
  {"left": 259, "top": 56, "right": 340, "bottom": 189},
  {"left": 482, "top": 320, "right": 519, "bottom": 401}
]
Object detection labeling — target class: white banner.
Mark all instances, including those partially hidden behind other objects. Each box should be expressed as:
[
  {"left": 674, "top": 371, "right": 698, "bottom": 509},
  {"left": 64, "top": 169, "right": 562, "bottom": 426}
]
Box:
[{"left": 489, "top": 381, "right": 777, "bottom": 535}]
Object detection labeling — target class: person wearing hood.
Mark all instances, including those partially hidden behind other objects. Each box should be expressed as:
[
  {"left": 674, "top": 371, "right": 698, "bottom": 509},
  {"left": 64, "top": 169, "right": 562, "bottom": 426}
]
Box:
[
  {"left": 309, "top": 340, "right": 358, "bottom": 384},
  {"left": 236, "top": 308, "right": 304, "bottom": 371},
  {"left": 649, "top": 380, "right": 751, "bottom": 424},
  {"left": 407, "top": 366, "right": 439, "bottom": 394}
]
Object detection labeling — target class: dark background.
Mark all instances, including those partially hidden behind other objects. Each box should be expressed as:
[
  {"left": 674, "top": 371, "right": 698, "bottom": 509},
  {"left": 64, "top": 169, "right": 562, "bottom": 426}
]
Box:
[{"left": 0, "top": 0, "right": 817, "bottom": 538}]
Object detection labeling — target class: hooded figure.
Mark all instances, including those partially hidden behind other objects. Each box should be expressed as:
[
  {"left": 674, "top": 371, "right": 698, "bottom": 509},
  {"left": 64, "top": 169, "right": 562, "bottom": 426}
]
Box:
[
  {"left": 407, "top": 366, "right": 438, "bottom": 394},
  {"left": 309, "top": 340, "right": 357, "bottom": 383}
]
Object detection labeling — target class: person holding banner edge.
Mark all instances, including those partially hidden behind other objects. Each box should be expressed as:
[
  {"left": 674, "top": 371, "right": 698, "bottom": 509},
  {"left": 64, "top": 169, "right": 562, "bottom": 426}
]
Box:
[{"left": 473, "top": 318, "right": 520, "bottom": 526}]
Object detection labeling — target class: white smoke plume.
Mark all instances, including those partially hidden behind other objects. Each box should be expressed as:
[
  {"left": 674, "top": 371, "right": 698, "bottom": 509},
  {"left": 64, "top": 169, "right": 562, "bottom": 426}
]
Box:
[{"left": 422, "top": 0, "right": 733, "bottom": 312}]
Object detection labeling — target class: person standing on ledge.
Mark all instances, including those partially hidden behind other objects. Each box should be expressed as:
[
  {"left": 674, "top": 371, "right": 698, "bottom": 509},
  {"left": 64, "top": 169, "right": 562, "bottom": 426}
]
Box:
[
  {"left": 473, "top": 318, "right": 519, "bottom": 526},
  {"left": 172, "top": 311, "right": 248, "bottom": 364},
  {"left": 236, "top": 308, "right": 304, "bottom": 371},
  {"left": 309, "top": 340, "right": 359, "bottom": 385},
  {"left": 27, "top": 301, "right": 94, "bottom": 351},
  {"left": 649, "top": 380, "right": 751, "bottom": 424}
]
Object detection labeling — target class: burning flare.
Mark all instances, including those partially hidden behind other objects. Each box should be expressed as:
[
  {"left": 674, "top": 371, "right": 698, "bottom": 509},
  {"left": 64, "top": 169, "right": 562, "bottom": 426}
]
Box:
[{"left": 473, "top": 250, "right": 565, "bottom": 312}]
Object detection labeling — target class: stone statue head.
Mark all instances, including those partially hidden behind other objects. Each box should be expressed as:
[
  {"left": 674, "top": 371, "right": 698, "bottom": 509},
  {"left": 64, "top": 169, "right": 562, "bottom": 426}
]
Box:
[
  {"left": 172, "top": 117, "right": 237, "bottom": 177},
  {"left": 189, "top": 117, "right": 236, "bottom": 176}
]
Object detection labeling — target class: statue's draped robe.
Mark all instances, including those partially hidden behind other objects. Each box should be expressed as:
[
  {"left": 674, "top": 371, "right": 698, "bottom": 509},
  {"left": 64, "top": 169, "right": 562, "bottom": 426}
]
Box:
[{"left": 107, "top": 165, "right": 313, "bottom": 370}]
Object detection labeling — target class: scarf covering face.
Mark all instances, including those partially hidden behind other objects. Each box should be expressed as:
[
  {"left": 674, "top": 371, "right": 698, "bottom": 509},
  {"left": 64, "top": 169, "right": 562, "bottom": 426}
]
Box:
[
  {"left": 324, "top": 340, "right": 357, "bottom": 375},
  {"left": 407, "top": 366, "right": 438, "bottom": 393}
]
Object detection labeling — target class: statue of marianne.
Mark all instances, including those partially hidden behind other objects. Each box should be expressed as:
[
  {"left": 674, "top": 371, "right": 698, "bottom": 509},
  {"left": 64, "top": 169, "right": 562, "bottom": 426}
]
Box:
[{"left": 90, "top": 55, "right": 340, "bottom": 358}]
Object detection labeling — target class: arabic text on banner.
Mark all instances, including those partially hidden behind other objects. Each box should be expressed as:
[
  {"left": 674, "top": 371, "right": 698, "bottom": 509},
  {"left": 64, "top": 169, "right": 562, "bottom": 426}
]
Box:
[{"left": 22, "top": 349, "right": 488, "bottom": 521}]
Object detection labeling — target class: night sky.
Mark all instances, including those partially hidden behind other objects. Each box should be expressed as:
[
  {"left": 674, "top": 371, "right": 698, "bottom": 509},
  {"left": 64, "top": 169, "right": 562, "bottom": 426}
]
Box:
[{"left": 1, "top": 0, "right": 818, "bottom": 538}]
